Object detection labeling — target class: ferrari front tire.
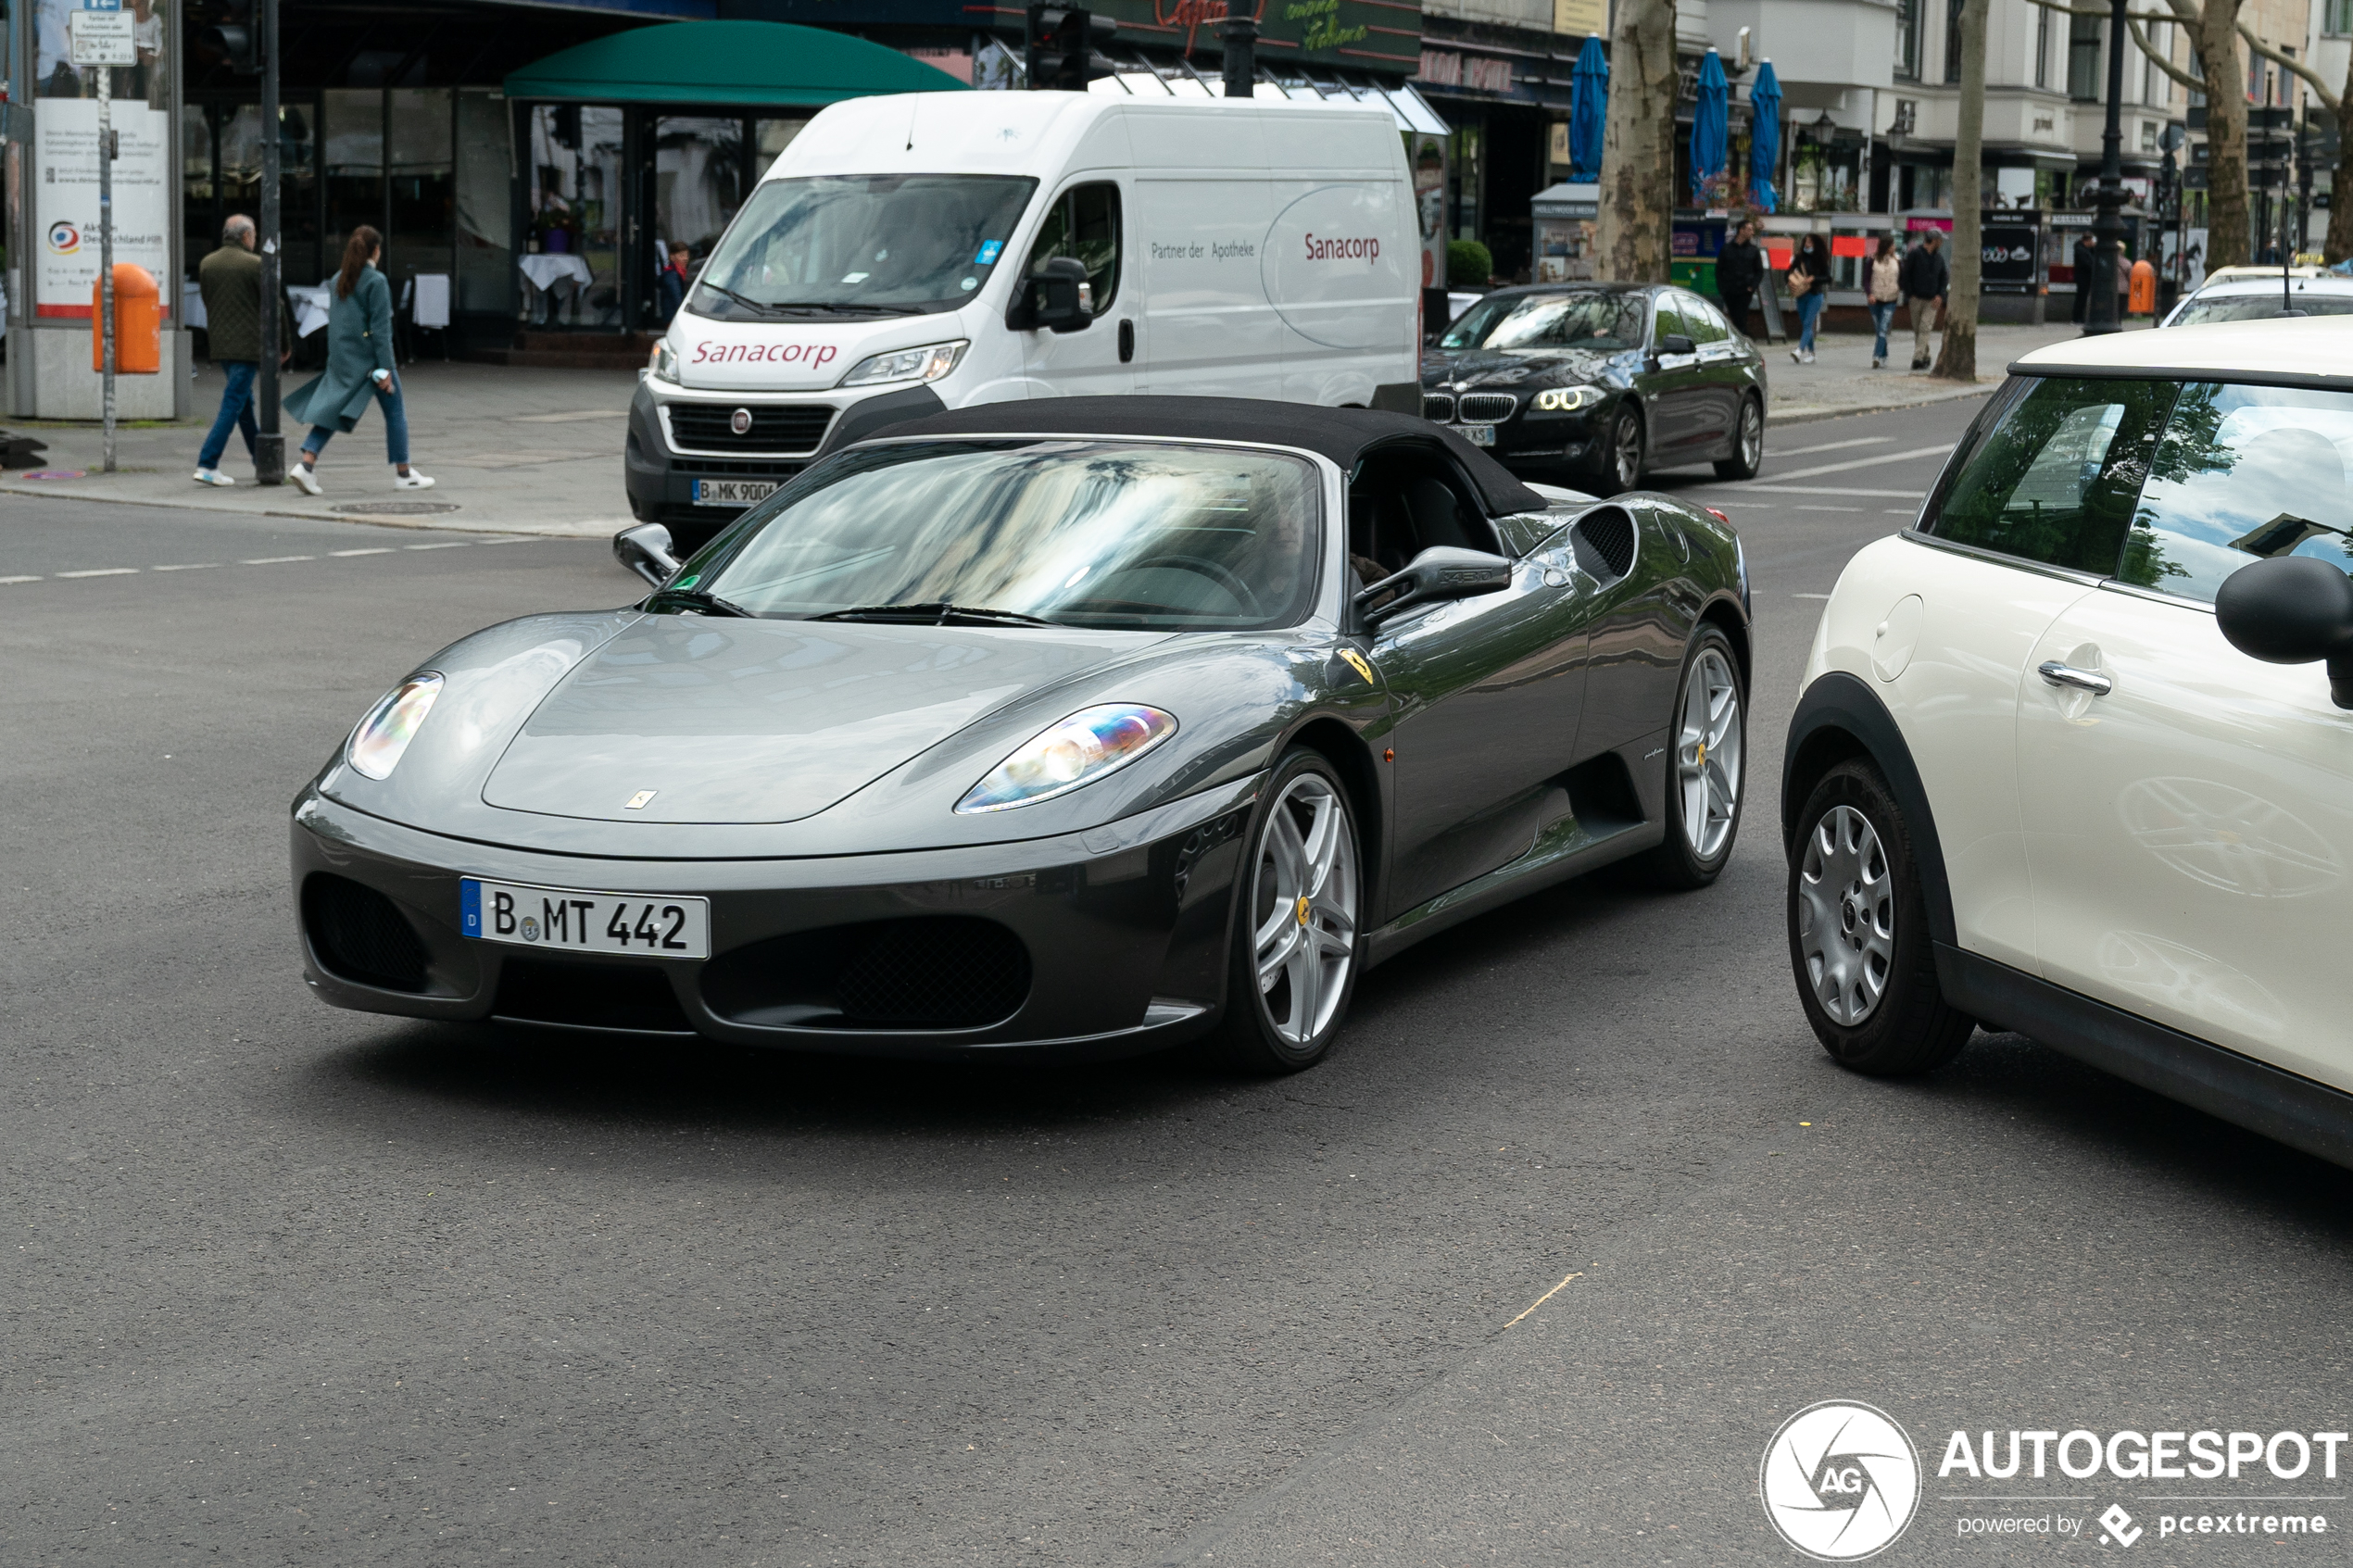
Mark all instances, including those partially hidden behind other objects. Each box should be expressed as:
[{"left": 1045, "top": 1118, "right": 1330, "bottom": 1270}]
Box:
[
  {"left": 1211, "top": 747, "right": 1364, "bottom": 1073},
  {"left": 1620, "top": 626, "right": 1745, "bottom": 889},
  {"left": 1787, "top": 761, "right": 1975, "bottom": 1074}
]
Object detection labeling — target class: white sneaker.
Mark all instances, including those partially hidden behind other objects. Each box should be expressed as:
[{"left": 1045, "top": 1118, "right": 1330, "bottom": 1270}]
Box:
[
  {"left": 393, "top": 469, "right": 435, "bottom": 490},
  {"left": 193, "top": 468, "right": 233, "bottom": 487},
  {"left": 1789, "top": 347, "right": 1804, "bottom": 363},
  {"left": 289, "top": 464, "right": 323, "bottom": 496}
]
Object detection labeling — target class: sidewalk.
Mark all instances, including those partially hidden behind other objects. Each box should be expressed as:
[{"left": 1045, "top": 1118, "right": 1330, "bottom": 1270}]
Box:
[{"left": 0, "top": 320, "right": 2142, "bottom": 532}]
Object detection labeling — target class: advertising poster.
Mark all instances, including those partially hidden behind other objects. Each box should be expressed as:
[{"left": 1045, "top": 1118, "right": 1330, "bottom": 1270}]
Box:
[{"left": 34, "top": 95, "right": 174, "bottom": 319}]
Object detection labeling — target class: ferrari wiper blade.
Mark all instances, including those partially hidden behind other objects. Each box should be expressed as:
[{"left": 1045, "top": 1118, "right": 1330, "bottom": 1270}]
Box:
[
  {"left": 808, "top": 601, "right": 1055, "bottom": 627},
  {"left": 645, "top": 586, "right": 757, "bottom": 619}
]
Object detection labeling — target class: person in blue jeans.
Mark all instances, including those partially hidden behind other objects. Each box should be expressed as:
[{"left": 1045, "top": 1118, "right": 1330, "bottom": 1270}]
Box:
[
  {"left": 192, "top": 215, "right": 290, "bottom": 486},
  {"left": 1866, "top": 234, "right": 1902, "bottom": 367},
  {"left": 1787, "top": 233, "right": 1833, "bottom": 364},
  {"left": 283, "top": 225, "right": 433, "bottom": 495}
]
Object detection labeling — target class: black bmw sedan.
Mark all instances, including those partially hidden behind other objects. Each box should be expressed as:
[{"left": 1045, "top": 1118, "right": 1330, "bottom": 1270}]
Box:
[{"left": 1422, "top": 282, "right": 1768, "bottom": 494}]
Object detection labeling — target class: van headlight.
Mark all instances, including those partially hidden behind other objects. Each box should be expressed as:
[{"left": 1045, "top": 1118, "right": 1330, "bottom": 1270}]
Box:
[
  {"left": 956, "top": 704, "right": 1176, "bottom": 813},
  {"left": 346, "top": 673, "right": 444, "bottom": 780},
  {"left": 1533, "top": 384, "right": 1604, "bottom": 412},
  {"left": 837, "top": 340, "right": 969, "bottom": 388},
  {"left": 649, "top": 340, "right": 680, "bottom": 383}
]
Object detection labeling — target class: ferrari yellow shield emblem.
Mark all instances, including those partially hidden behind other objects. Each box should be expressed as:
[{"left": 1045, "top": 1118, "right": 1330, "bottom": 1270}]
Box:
[{"left": 1338, "top": 648, "right": 1377, "bottom": 685}]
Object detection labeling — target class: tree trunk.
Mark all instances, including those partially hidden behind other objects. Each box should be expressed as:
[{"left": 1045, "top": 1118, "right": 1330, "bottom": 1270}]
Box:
[
  {"left": 2184, "top": 0, "right": 2252, "bottom": 269},
  {"left": 1595, "top": 0, "right": 1678, "bottom": 282},
  {"left": 1934, "top": 0, "right": 1990, "bottom": 382},
  {"left": 2330, "top": 79, "right": 2353, "bottom": 264}
]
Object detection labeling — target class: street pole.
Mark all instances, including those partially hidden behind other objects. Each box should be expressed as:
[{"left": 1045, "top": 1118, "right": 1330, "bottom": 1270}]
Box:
[
  {"left": 254, "top": 0, "right": 283, "bottom": 484},
  {"left": 2083, "top": 0, "right": 2127, "bottom": 334},
  {"left": 1221, "top": 10, "right": 1257, "bottom": 96},
  {"left": 97, "top": 52, "right": 116, "bottom": 471}
]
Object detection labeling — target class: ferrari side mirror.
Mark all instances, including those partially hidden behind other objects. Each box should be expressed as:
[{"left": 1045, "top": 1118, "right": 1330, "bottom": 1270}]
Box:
[
  {"left": 614, "top": 521, "right": 682, "bottom": 588},
  {"left": 1356, "top": 546, "right": 1513, "bottom": 625},
  {"left": 2216, "top": 554, "right": 2353, "bottom": 709}
]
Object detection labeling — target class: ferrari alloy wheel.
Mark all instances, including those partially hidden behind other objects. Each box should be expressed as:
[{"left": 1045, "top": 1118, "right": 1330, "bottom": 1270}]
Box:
[
  {"left": 1619, "top": 627, "right": 1744, "bottom": 889},
  {"left": 1214, "top": 748, "right": 1362, "bottom": 1073},
  {"left": 1714, "top": 396, "right": 1764, "bottom": 481},
  {"left": 1786, "top": 760, "right": 1975, "bottom": 1074},
  {"left": 1606, "top": 408, "right": 1645, "bottom": 493}
]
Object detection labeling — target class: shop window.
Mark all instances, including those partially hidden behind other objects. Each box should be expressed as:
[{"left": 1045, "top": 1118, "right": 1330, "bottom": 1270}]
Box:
[
  {"left": 322, "top": 88, "right": 383, "bottom": 272},
  {"left": 527, "top": 104, "right": 624, "bottom": 327},
  {"left": 656, "top": 116, "right": 747, "bottom": 269},
  {"left": 1022, "top": 182, "right": 1120, "bottom": 314},
  {"left": 387, "top": 88, "right": 453, "bottom": 295},
  {"left": 454, "top": 90, "right": 514, "bottom": 320},
  {"left": 754, "top": 119, "right": 808, "bottom": 169}
]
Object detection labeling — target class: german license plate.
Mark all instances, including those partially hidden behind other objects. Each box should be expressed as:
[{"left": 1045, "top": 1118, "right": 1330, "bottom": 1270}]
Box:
[
  {"left": 460, "top": 878, "right": 711, "bottom": 960},
  {"left": 1461, "top": 424, "right": 1497, "bottom": 446},
  {"left": 691, "top": 478, "right": 777, "bottom": 507}
]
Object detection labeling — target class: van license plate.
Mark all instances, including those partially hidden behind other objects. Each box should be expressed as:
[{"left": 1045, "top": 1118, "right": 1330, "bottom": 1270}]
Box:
[
  {"left": 1461, "top": 424, "right": 1497, "bottom": 446},
  {"left": 461, "top": 878, "right": 711, "bottom": 960},
  {"left": 692, "top": 479, "right": 777, "bottom": 507}
]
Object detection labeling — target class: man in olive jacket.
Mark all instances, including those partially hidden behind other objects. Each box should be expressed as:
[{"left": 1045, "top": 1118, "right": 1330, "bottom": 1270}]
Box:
[{"left": 193, "top": 216, "right": 290, "bottom": 486}]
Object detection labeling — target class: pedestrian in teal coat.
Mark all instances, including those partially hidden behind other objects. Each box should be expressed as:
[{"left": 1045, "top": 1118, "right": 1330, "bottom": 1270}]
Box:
[{"left": 285, "top": 225, "right": 434, "bottom": 495}]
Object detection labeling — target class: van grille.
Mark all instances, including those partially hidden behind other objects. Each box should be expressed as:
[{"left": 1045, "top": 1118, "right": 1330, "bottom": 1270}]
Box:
[
  {"left": 1457, "top": 393, "right": 1518, "bottom": 423},
  {"left": 667, "top": 403, "right": 834, "bottom": 454},
  {"left": 304, "top": 874, "right": 430, "bottom": 993}
]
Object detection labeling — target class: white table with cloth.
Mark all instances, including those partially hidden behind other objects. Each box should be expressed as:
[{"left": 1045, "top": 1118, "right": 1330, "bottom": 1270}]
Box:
[{"left": 518, "top": 253, "right": 595, "bottom": 325}]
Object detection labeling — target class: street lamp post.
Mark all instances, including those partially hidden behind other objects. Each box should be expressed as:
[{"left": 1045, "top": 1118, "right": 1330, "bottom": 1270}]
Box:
[
  {"left": 2084, "top": 0, "right": 2129, "bottom": 334},
  {"left": 255, "top": 0, "right": 284, "bottom": 485}
]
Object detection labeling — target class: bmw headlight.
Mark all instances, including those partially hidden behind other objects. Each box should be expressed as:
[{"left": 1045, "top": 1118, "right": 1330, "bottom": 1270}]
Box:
[
  {"left": 346, "top": 673, "right": 444, "bottom": 780},
  {"left": 956, "top": 704, "right": 1176, "bottom": 814},
  {"left": 837, "top": 340, "right": 969, "bottom": 388},
  {"left": 1533, "top": 384, "right": 1605, "bottom": 412},
  {"left": 649, "top": 339, "right": 680, "bottom": 383}
]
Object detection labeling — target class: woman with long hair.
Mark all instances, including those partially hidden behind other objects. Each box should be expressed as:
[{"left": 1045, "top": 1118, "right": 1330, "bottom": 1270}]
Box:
[
  {"left": 283, "top": 225, "right": 433, "bottom": 495},
  {"left": 1866, "top": 234, "right": 1902, "bottom": 369},
  {"left": 1787, "top": 232, "right": 1833, "bottom": 365}
]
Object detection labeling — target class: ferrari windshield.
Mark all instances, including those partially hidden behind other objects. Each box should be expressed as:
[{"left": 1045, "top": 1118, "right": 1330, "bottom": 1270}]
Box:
[
  {"left": 692, "top": 441, "right": 1323, "bottom": 630},
  {"left": 1441, "top": 290, "right": 1649, "bottom": 351},
  {"left": 691, "top": 174, "right": 1038, "bottom": 320}
]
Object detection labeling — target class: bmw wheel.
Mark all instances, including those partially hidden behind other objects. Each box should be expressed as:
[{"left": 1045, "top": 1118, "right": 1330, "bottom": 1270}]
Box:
[
  {"left": 1788, "top": 760, "right": 1975, "bottom": 1073},
  {"left": 1713, "top": 396, "right": 1764, "bottom": 481},
  {"left": 1214, "top": 747, "right": 1362, "bottom": 1073},
  {"left": 1621, "top": 627, "right": 1744, "bottom": 889},
  {"left": 1600, "top": 408, "right": 1645, "bottom": 494}
]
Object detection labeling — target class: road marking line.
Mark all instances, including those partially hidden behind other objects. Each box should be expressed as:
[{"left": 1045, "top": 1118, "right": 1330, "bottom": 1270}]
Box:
[
  {"left": 1793, "top": 592, "right": 1832, "bottom": 599},
  {"left": 1794, "top": 505, "right": 1864, "bottom": 512},
  {"left": 1885, "top": 508, "right": 1917, "bottom": 515},
  {"left": 1762, "top": 443, "right": 1955, "bottom": 482},
  {"left": 152, "top": 563, "right": 222, "bottom": 571},
  {"left": 56, "top": 567, "right": 138, "bottom": 578},
  {"left": 329, "top": 547, "right": 395, "bottom": 557},
  {"left": 0, "top": 574, "right": 41, "bottom": 584},
  {"left": 1504, "top": 1272, "right": 1583, "bottom": 1329},
  {"left": 241, "top": 555, "right": 316, "bottom": 564},
  {"left": 1693, "top": 483, "right": 1926, "bottom": 497},
  {"left": 404, "top": 542, "right": 472, "bottom": 550},
  {"left": 1769, "top": 435, "right": 1894, "bottom": 458}
]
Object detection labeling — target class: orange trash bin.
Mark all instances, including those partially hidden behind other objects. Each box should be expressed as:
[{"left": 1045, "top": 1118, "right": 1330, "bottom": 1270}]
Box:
[
  {"left": 91, "top": 263, "right": 162, "bottom": 374},
  {"left": 2129, "top": 257, "right": 2158, "bottom": 317}
]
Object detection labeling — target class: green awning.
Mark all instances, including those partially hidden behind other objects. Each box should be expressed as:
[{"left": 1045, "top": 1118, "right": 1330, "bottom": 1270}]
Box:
[{"left": 504, "top": 19, "right": 969, "bottom": 107}]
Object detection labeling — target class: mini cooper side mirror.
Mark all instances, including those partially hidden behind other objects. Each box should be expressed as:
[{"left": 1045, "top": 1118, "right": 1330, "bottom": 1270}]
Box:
[
  {"left": 1356, "top": 546, "right": 1514, "bottom": 625},
  {"left": 2215, "top": 554, "right": 2353, "bottom": 709},
  {"left": 1011, "top": 257, "right": 1094, "bottom": 334},
  {"left": 1657, "top": 332, "right": 1696, "bottom": 357},
  {"left": 614, "top": 521, "right": 682, "bottom": 589}
]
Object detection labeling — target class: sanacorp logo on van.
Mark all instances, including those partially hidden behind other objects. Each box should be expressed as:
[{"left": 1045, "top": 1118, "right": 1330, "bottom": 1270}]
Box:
[
  {"left": 1265, "top": 184, "right": 1410, "bottom": 351},
  {"left": 1303, "top": 232, "right": 1381, "bottom": 265},
  {"left": 689, "top": 342, "right": 840, "bottom": 367}
]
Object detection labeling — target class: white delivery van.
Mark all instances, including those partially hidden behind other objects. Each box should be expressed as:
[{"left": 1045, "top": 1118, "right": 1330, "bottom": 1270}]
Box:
[{"left": 626, "top": 90, "right": 1421, "bottom": 546}]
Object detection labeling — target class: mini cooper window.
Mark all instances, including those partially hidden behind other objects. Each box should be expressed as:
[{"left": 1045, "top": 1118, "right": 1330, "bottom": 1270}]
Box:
[
  {"left": 2118, "top": 382, "right": 2353, "bottom": 603},
  {"left": 1440, "top": 291, "right": 1649, "bottom": 352},
  {"left": 1928, "top": 375, "right": 2176, "bottom": 575},
  {"left": 697, "top": 440, "right": 1321, "bottom": 630}
]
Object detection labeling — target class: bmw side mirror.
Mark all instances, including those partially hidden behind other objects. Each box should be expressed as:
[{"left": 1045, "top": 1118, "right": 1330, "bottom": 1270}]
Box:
[
  {"left": 614, "top": 521, "right": 682, "bottom": 589},
  {"left": 2215, "top": 555, "right": 2353, "bottom": 709},
  {"left": 1355, "top": 546, "right": 1514, "bottom": 625},
  {"left": 1011, "top": 257, "right": 1094, "bottom": 333},
  {"left": 1659, "top": 332, "right": 1696, "bottom": 356}
]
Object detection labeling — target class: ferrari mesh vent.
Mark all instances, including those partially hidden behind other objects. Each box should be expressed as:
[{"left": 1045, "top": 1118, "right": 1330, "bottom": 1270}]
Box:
[
  {"left": 494, "top": 959, "right": 696, "bottom": 1034},
  {"left": 698, "top": 917, "right": 1033, "bottom": 1031},
  {"left": 1421, "top": 393, "right": 1456, "bottom": 423},
  {"left": 304, "top": 874, "right": 430, "bottom": 993},
  {"left": 668, "top": 404, "right": 834, "bottom": 454},
  {"left": 1457, "top": 393, "right": 1518, "bottom": 423},
  {"left": 1572, "top": 508, "right": 1638, "bottom": 583}
]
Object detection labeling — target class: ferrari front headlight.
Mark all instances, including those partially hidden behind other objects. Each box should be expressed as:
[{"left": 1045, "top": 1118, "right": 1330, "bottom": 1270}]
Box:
[
  {"left": 955, "top": 704, "right": 1176, "bottom": 814},
  {"left": 1533, "top": 384, "right": 1605, "bottom": 412},
  {"left": 346, "top": 673, "right": 444, "bottom": 780},
  {"left": 837, "top": 340, "right": 969, "bottom": 388}
]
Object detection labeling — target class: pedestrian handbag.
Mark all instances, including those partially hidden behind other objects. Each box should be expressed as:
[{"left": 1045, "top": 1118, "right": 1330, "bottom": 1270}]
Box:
[{"left": 1785, "top": 261, "right": 1815, "bottom": 296}]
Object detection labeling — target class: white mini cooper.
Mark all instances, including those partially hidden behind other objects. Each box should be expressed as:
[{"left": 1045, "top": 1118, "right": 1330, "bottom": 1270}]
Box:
[{"left": 1785, "top": 317, "right": 2353, "bottom": 1166}]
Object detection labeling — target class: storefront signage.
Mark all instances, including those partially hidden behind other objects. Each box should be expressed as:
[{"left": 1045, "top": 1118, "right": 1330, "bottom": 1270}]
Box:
[
  {"left": 1981, "top": 221, "right": 2039, "bottom": 291},
  {"left": 1089, "top": 2, "right": 1421, "bottom": 75},
  {"left": 34, "top": 97, "right": 173, "bottom": 319},
  {"left": 1552, "top": 0, "right": 1605, "bottom": 36}
]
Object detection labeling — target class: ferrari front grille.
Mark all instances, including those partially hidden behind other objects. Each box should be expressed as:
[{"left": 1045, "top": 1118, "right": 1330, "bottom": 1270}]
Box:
[
  {"left": 1422, "top": 393, "right": 1456, "bottom": 423},
  {"left": 1457, "top": 393, "right": 1518, "bottom": 423},
  {"left": 304, "top": 874, "right": 430, "bottom": 993},
  {"left": 494, "top": 958, "right": 696, "bottom": 1034},
  {"left": 700, "top": 917, "right": 1033, "bottom": 1031}
]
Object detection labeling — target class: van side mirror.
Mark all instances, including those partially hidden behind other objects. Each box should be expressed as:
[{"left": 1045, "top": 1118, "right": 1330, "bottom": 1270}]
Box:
[
  {"left": 2215, "top": 554, "right": 2353, "bottom": 709},
  {"left": 1012, "top": 257, "right": 1094, "bottom": 333},
  {"left": 613, "top": 521, "right": 682, "bottom": 588},
  {"left": 1355, "top": 546, "right": 1513, "bottom": 625}
]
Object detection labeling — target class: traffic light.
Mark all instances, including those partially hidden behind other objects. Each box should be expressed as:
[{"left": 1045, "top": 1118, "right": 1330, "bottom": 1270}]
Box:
[
  {"left": 1024, "top": 5, "right": 1118, "bottom": 92},
  {"left": 204, "top": 0, "right": 261, "bottom": 75}
]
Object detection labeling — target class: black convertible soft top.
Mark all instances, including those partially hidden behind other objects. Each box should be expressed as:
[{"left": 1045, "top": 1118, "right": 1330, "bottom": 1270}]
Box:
[{"left": 867, "top": 395, "right": 1551, "bottom": 520}]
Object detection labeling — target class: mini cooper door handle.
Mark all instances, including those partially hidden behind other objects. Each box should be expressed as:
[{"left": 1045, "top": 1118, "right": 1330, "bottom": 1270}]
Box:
[{"left": 2038, "top": 659, "right": 2113, "bottom": 696}]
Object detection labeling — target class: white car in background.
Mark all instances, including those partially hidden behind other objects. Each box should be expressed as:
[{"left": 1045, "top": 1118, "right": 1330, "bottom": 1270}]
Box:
[
  {"left": 1782, "top": 318, "right": 2353, "bottom": 1166},
  {"left": 2159, "top": 270, "right": 2353, "bottom": 325}
]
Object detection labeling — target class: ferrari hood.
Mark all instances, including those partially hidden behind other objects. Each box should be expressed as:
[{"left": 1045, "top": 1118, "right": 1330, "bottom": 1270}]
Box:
[{"left": 481, "top": 616, "right": 1162, "bottom": 825}]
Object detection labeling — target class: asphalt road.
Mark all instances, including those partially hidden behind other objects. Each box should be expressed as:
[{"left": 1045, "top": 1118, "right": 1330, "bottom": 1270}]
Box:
[{"left": 8, "top": 398, "right": 2352, "bottom": 1568}]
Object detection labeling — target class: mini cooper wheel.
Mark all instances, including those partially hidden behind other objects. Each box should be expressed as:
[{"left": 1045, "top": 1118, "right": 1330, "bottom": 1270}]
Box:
[
  {"left": 1599, "top": 408, "right": 1645, "bottom": 494},
  {"left": 1622, "top": 627, "right": 1745, "bottom": 888},
  {"left": 1788, "top": 760, "right": 1975, "bottom": 1074},
  {"left": 1214, "top": 748, "right": 1363, "bottom": 1073},
  {"left": 1713, "top": 396, "right": 1764, "bottom": 481}
]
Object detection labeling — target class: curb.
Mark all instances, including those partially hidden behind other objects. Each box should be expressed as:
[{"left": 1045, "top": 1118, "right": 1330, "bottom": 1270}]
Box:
[
  {"left": 0, "top": 479, "right": 620, "bottom": 537},
  {"left": 1770, "top": 381, "right": 1995, "bottom": 426}
]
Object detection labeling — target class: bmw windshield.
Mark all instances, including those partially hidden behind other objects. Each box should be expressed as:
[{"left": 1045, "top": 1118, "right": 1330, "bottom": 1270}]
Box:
[
  {"left": 675, "top": 441, "right": 1323, "bottom": 632},
  {"left": 1441, "top": 291, "right": 1649, "bottom": 351},
  {"left": 691, "top": 174, "right": 1038, "bottom": 320}
]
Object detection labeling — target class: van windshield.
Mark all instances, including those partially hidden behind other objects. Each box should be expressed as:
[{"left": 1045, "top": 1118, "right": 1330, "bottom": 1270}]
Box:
[{"left": 690, "top": 174, "right": 1038, "bottom": 320}]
